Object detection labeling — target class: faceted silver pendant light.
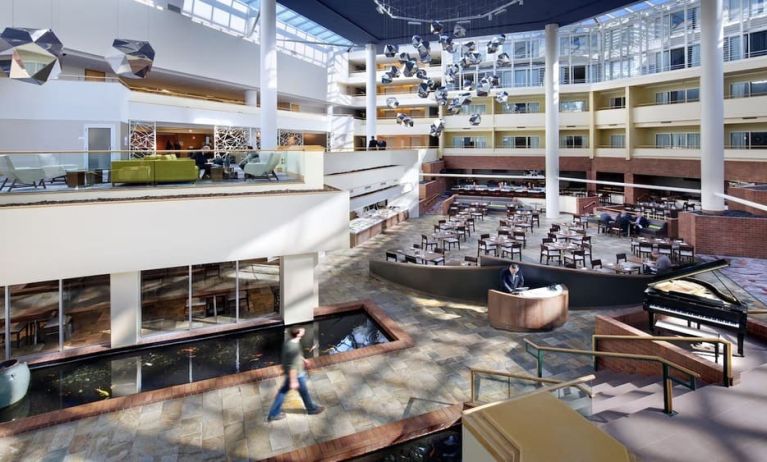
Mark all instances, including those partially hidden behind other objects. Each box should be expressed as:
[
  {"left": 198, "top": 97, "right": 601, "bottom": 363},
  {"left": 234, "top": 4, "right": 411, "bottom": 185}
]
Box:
[
  {"left": 489, "top": 74, "right": 501, "bottom": 88},
  {"left": 439, "top": 35, "right": 455, "bottom": 53},
  {"left": 453, "top": 23, "right": 467, "bottom": 38},
  {"left": 417, "top": 82, "right": 431, "bottom": 98},
  {"left": 397, "top": 52, "right": 411, "bottom": 63},
  {"left": 402, "top": 60, "right": 418, "bottom": 77},
  {"left": 415, "top": 68, "right": 428, "bottom": 80},
  {"left": 456, "top": 92, "right": 472, "bottom": 105},
  {"left": 383, "top": 44, "right": 398, "bottom": 57},
  {"left": 381, "top": 72, "right": 393, "bottom": 84},
  {"left": 469, "top": 113, "right": 482, "bottom": 126},
  {"left": 388, "top": 64, "right": 401, "bottom": 78},
  {"left": 0, "top": 27, "right": 63, "bottom": 85},
  {"left": 477, "top": 77, "right": 491, "bottom": 96},
  {"left": 429, "top": 118, "right": 445, "bottom": 137},
  {"left": 461, "top": 41, "right": 476, "bottom": 54},
  {"left": 496, "top": 52, "right": 511, "bottom": 66},
  {"left": 463, "top": 80, "right": 473, "bottom": 91},
  {"left": 434, "top": 86, "right": 449, "bottom": 105},
  {"left": 447, "top": 101, "right": 462, "bottom": 115},
  {"left": 396, "top": 113, "right": 414, "bottom": 127},
  {"left": 386, "top": 96, "right": 399, "bottom": 109},
  {"left": 106, "top": 38, "right": 155, "bottom": 79},
  {"left": 495, "top": 90, "right": 509, "bottom": 104},
  {"left": 430, "top": 21, "right": 444, "bottom": 35}
]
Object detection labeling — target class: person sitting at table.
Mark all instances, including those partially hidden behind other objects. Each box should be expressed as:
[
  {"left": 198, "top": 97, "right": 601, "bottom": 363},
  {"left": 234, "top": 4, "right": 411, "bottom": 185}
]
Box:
[
  {"left": 599, "top": 212, "right": 614, "bottom": 232},
  {"left": 618, "top": 213, "right": 632, "bottom": 235},
  {"left": 650, "top": 250, "right": 673, "bottom": 275},
  {"left": 632, "top": 212, "right": 650, "bottom": 235},
  {"left": 500, "top": 263, "right": 525, "bottom": 292}
]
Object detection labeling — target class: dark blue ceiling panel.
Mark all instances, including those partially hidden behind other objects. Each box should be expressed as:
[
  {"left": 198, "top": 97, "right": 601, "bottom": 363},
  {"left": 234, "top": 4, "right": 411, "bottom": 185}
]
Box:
[{"left": 277, "top": 0, "right": 640, "bottom": 45}]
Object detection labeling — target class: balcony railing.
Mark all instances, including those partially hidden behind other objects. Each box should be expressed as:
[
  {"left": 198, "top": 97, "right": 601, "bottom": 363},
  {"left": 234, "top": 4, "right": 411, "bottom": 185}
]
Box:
[{"left": 0, "top": 149, "right": 322, "bottom": 197}]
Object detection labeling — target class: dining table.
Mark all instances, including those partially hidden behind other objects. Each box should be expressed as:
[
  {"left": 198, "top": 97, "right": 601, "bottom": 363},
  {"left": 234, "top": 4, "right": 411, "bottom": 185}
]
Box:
[
  {"left": 602, "top": 261, "right": 643, "bottom": 275},
  {"left": 394, "top": 248, "right": 445, "bottom": 264}
]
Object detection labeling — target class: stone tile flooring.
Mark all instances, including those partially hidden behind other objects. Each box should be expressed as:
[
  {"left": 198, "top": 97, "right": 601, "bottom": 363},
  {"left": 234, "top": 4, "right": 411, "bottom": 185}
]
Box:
[{"left": 1, "top": 211, "right": 764, "bottom": 461}]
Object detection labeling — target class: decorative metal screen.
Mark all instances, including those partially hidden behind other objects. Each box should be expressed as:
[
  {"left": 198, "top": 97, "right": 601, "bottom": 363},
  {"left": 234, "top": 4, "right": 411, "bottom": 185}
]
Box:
[
  {"left": 279, "top": 130, "right": 303, "bottom": 147},
  {"left": 213, "top": 126, "right": 250, "bottom": 154},
  {"left": 128, "top": 120, "right": 156, "bottom": 158}
]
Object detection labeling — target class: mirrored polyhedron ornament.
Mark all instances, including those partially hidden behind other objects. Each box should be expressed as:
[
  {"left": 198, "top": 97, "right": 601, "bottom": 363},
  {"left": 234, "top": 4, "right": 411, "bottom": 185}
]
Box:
[
  {"left": 469, "top": 113, "right": 482, "bottom": 126},
  {"left": 386, "top": 96, "right": 399, "bottom": 109},
  {"left": 489, "top": 74, "right": 501, "bottom": 88},
  {"left": 477, "top": 77, "right": 491, "bottom": 96},
  {"left": 434, "top": 86, "right": 449, "bottom": 105},
  {"left": 429, "top": 118, "right": 445, "bottom": 137},
  {"left": 411, "top": 35, "right": 423, "bottom": 48},
  {"left": 381, "top": 72, "right": 393, "bottom": 84},
  {"left": 496, "top": 52, "right": 511, "bottom": 66},
  {"left": 0, "top": 27, "right": 63, "bottom": 85},
  {"left": 463, "top": 80, "right": 473, "bottom": 91},
  {"left": 388, "top": 65, "right": 400, "bottom": 78},
  {"left": 397, "top": 52, "right": 411, "bottom": 63},
  {"left": 396, "top": 113, "right": 414, "bottom": 127},
  {"left": 456, "top": 92, "right": 472, "bottom": 105},
  {"left": 418, "top": 49, "right": 432, "bottom": 64},
  {"left": 461, "top": 41, "right": 476, "bottom": 54},
  {"left": 447, "top": 100, "right": 462, "bottom": 115},
  {"left": 383, "top": 44, "right": 398, "bottom": 58},
  {"left": 106, "top": 39, "right": 155, "bottom": 79},
  {"left": 495, "top": 90, "right": 509, "bottom": 104},
  {"left": 415, "top": 68, "right": 428, "bottom": 80},
  {"left": 430, "top": 21, "right": 444, "bottom": 35},
  {"left": 417, "top": 82, "right": 431, "bottom": 98},
  {"left": 453, "top": 23, "right": 467, "bottom": 38},
  {"left": 439, "top": 35, "right": 455, "bottom": 53},
  {"left": 402, "top": 60, "right": 418, "bottom": 77}
]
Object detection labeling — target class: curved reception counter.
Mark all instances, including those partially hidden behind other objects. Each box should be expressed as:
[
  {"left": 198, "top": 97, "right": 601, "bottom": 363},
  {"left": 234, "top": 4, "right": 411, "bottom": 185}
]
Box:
[{"left": 488, "top": 285, "right": 569, "bottom": 332}]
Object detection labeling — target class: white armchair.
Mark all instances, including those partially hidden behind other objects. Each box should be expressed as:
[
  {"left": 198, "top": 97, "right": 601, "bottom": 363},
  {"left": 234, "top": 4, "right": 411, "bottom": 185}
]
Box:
[
  {"left": 244, "top": 153, "right": 282, "bottom": 181},
  {"left": 0, "top": 155, "right": 47, "bottom": 192},
  {"left": 35, "top": 154, "right": 79, "bottom": 183}
]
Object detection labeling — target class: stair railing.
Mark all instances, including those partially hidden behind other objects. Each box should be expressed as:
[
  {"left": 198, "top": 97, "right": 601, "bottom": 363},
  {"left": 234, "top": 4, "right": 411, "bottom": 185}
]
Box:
[
  {"left": 524, "top": 338, "right": 701, "bottom": 416},
  {"left": 468, "top": 368, "right": 593, "bottom": 406},
  {"left": 592, "top": 334, "right": 734, "bottom": 387}
]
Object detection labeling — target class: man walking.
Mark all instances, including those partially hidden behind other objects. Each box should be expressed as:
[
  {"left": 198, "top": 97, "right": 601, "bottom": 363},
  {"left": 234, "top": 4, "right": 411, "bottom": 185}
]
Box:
[{"left": 267, "top": 327, "right": 325, "bottom": 421}]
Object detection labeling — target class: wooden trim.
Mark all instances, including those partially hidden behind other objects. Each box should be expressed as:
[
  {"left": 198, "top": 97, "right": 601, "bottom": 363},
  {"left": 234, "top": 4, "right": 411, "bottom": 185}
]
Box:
[{"left": 0, "top": 300, "right": 412, "bottom": 437}]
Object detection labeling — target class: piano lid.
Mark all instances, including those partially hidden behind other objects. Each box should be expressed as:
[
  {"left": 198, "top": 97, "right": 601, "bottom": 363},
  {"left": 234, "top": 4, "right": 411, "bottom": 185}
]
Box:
[{"left": 650, "top": 258, "right": 730, "bottom": 284}]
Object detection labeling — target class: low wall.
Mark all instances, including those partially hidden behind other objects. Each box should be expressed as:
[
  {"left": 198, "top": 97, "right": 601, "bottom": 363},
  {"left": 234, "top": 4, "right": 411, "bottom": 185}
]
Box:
[
  {"left": 728, "top": 185, "right": 767, "bottom": 217},
  {"left": 440, "top": 194, "right": 457, "bottom": 215},
  {"left": 575, "top": 195, "right": 599, "bottom": 215},
  {"left": 678, "top": 212, "right": 767, "bottom": 258},
  {"left": 594, "top": 312, "right": 733, "bottom": 385}
]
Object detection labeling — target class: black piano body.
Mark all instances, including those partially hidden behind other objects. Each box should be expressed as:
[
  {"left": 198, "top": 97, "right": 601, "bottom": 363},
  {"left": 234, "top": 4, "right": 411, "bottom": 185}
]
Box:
[{"left": 643, "top": 259, "right": 748, "bottom": 356}]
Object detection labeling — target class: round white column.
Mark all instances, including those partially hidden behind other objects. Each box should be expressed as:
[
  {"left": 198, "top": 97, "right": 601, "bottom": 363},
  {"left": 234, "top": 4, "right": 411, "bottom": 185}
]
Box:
[
  {"left": 544, "top": 23, "right": 560, "bottom": 218},
  {"left": 259, "top": 0, "right": 278, "bottom": 150},
  {"left": 365, "top": 43, "right": 378, "bottom": 149},
  {"left": 700, "top": 0, "right": 725, "bottom": 211},
  {"left": 244, "top": 89, "right": 258, "bottom": 107}
]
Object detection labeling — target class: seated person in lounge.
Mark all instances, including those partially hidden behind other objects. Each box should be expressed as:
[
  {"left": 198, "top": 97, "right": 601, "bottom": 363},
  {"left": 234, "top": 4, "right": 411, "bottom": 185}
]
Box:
[
  {"left": 651, "top": 250, "right": 673, "bottom": 275},
  {"left": 599, "top": 212, "right": 614, "bottom": 230},
  {"left": 501, "top": 263, "right": 526, "bottom": 292},
  {"left": 618, "top": 213, "right": 632, "bottom": 234},
  {"left": 632, "top": 212, "right": 650, "bottom": 234}
]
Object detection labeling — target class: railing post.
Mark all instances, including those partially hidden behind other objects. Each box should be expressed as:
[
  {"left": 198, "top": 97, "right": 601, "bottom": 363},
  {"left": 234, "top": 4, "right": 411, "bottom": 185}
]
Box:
[
  {"left": 662, "top": 364, "right": 676, "bottom": 416},
  {"left": 537, "top": 350, "right": 544, "bottom": 378},
  {"left": 723, "top": 343, "right": 731, "bottom": 387},
  {"left": 471, "top": 370, "right": 476, "bottom": 403},
  {"left": 593, "top": 336, "right": 599, "bottom": 371}
]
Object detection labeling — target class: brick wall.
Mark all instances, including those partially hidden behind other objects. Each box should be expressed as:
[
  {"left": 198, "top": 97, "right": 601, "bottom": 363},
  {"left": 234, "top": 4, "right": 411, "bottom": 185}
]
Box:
[
  {"left": 728, "top": 186, "right": 767, "bottom": 217},
  {"left": 422, "top": 160, "right": 445, "bottom": 175},
  {"left": 575, "top": 195, "right": 600, "bottom": 215},
  {"left": 595, "top": 313, "right": 733, "bottom": 385},
  {"left": 678, "top": 212, "right": 767, "bottom": 258}
]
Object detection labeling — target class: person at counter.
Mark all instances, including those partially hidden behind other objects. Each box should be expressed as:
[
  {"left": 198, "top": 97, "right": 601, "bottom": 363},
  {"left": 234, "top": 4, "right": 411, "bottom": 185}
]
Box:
[{"left": 501, "top": 263, "right": 526, "bottom": 292}]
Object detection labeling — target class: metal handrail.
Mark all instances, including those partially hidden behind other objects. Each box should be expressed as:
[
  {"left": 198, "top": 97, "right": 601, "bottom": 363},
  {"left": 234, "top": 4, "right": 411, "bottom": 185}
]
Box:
[
  {"left": 524, "top": 338, "right": 701, "bottom": 416},
  {"left": 593, "top": 334, "right": 733, "bottom": 387},
  {"left": 466, "top": 374, "right": 596, "bottom": 414},
  {"left": 469, "top": 368, "right": 593, "bottom": 404}
]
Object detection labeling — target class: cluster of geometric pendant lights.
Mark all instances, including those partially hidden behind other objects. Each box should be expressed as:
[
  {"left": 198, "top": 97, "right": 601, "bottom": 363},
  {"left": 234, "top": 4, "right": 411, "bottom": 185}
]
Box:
[
  {"left": 0, "top": 27, "right": 154, "bottom": 85},
  {"left": 380, "top": 20, "right": 509, "bottom": 133}
]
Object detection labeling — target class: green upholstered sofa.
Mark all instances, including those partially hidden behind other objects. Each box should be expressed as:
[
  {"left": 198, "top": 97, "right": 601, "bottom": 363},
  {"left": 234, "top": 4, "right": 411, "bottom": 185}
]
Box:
[{"left": 112, "top": 157, "right": 198, "bottom": 184}]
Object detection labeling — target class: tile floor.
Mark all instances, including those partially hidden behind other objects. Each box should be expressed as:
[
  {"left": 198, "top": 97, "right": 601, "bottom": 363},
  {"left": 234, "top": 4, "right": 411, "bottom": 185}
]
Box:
[{"left": 0, "top": 211, "right": 763, "bottom": 461}]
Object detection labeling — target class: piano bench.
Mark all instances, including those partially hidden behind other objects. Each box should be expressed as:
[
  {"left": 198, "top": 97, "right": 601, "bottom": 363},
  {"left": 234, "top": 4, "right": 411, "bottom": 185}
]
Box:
[{"left": 654, "top": 320, "right": 721, "bottom": 364}]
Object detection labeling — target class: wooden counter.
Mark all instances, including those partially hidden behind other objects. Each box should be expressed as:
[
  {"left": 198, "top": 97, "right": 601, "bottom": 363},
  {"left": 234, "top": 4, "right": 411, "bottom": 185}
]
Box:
[{"left": 487, "top": 285, "right": 569, "bottom": 332}]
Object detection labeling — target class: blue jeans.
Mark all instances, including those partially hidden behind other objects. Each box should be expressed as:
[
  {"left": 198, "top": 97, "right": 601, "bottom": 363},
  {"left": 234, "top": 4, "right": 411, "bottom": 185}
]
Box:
[{"left": 268, "top": 373, "right": 318, "bottom": 417}]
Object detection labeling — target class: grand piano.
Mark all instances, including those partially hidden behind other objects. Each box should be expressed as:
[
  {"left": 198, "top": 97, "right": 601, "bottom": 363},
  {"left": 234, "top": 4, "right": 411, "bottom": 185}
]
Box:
[{"left": 644, "top": 259, "right": 748, "bottom": 356}]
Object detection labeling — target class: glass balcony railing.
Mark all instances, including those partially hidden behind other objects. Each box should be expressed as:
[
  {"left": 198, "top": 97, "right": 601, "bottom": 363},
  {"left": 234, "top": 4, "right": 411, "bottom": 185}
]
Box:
[{"left": 0, "top": 149, "right": 320, "bottom": 195}]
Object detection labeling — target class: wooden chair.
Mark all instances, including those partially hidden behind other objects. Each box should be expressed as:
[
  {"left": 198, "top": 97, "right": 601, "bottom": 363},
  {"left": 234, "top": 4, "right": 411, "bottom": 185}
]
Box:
[
  {"left": 591, "top": 258, "right": 603, "bottom": 269},
  {"left": 404, "top": 255, "right": 419, "bottom": 264},
  {"left": 478, "top": 234, "right": 496, "bottom": 256},
  {"left": 464, "top": 255, "right": 478, "bottom": 266},
  {"left": 630, "top": 238, "right": 640, "bottom": 255},
  {"left": 466, "top": 218, "right": 476, "bottom": 233},
  {"left": 421, "top": 234, "right": 437, "bottom": 250},
  {"left": 431, "top": 247, "right": 446, "bottom": 265},
  {"left": 501, "top": 242, "right": 523, "bottom": 261},
  {"left": 386, "top": 251, "right": 399, "bottom": 262},
  {"left": 498, "top": 229, "right": 510, "bottom": 237},
  {"left": 513, "top": 231, "right": 526, "bottom": 248},
  {"left": 564, "top": 249, "right": 586, "bottom": 268},
  {"left": 531, "top": 212, "right": 540, "bottom": 228},
  {"left": 540, "top": 244, "right": 561, "bottom": 265},
  {"left": 638, "top": 242, "right": 653, "bottom": 259},
  {"left": 443, "top": 233, "right": 461, "bottom": 250},
  {"left": 676, "top": 244, "right": 695, "bottom": 263},
  {"left": 657, "top": 243, "right": 673, "bottom": 260},
  {"left": 499, "top": 220, "right": 509, "bottom": 227},
  {"left": 412, "top": 243, "right": 422, "bottom": 250},
  {"left": 581, "top": 243, "right": 593, "bottom": 264},
  {"left": 456, "top": 225, "right": 468, "bottom": 241},
  {"left": 616, "top": 253, "right": 627, "bottom": 264}
]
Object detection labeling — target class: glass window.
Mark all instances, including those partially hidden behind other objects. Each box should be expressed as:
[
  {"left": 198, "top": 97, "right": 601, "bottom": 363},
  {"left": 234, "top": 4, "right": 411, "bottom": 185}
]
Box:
[
  {"left": 9, "top": 281, "right": 60, "bottom": 357},
  {"left": 751, "top": 80, "right": 767, "bottom": 96},
  {"left": 62, "top": 275, "right": 110, "bottom": 350},
  {"left": 750, "top": 131, "right": 767, "bottom": 147},
  {"left": 749, "top": 30, "right": 767, "bottom": 57},
  {"left": 670, "top": 11, "right": 686, "bottom": 34},
  {"left": 141, "top": 266, "right": 190, "bottom": 336},
  {"left": 560, "top": 101, "right": 587, "bottom": 112},
  {"left": 687, "top": 133, "right": 701, "bottom": 148},
  {"left": 730, "top": 131, "right": 749, "bottom": 148},
  {"left": 686, "top": 88, "right": 700, "bottom": 102},
  {"left": 608, "top": 97, "right": 625, "bottom": 108},
  {"left": 191, "top": 262, "right": 236, "bottom": 328},
  {"left": 514, "top": 41, "right": 530, "bottom": 59},
  {"left": 514, "top": 68, "right": 529, "bottom": 87},
  {"left": 656, "top": 133, "right": 672, "bottom": 148},
  {"left": 730, "top": 82, "right": 749, "bottom": 98},
  {"left": 609, "top": 134, "right": 626, "bottom": 148},
  {"left": 238, "top": 258, "right": 280, "bottom": 320},
  {"left": 0, "top": 287, "right": 5, "bottom": 360}
]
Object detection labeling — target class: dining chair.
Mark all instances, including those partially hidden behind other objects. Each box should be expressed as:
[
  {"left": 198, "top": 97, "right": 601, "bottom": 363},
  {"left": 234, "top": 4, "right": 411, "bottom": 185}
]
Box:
[
  {"left": 616, "top": 253, "right": 627, "bottom": 264},
  {"left": 591, "top": 258, "right": 602, "bottom": 269}
]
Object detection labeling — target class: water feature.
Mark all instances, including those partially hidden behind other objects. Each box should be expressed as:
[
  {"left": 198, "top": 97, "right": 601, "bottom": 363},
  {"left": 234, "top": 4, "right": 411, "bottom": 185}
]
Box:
[{"left": 0, "top": 311, "right": 389, "bottom": 423}]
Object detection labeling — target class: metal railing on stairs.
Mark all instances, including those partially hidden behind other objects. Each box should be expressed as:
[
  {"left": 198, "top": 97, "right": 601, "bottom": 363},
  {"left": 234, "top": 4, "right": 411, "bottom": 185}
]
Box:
[
  {"left": 524, "top": 338, "right": 701, "bottom": 416},
  {"left": 593, "top": 334, "right": 734, "bottom": 387},
  {"left": 468, "top": 368, "right": 593, "bottom": 407}
]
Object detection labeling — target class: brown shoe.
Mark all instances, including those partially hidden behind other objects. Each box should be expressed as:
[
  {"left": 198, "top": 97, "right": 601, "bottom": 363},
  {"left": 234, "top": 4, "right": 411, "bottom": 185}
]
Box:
[{"left": 308, "top": 405, "right": 325, "bottom": 415}]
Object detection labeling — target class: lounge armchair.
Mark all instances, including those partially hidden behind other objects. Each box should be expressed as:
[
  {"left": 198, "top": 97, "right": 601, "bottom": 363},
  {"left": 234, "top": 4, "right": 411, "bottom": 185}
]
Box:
[
  {"left": 244, "top": 153, "right": 282, "bottom": 181},
  {"left": 35, "top": 154, "right": 79, "bottom": 183},
  {"left": 0, "top": 155, "right": 47, "bottom": 192}
]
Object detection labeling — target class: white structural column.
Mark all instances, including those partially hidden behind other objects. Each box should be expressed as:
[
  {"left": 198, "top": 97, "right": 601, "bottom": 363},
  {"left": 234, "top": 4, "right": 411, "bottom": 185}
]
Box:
[
  {"left": 544, "top": 24, "right": 560, "bottom": 218},
  {"left": 110, "top": 271, "right": 141, "bottom": 348},
  {"left": 259, "top": 0, "right": 278, "bottom": 150},
  {"left": 281, "top": 253, "right": 319, "bottom": 325},
  {"left": 700, "top": 0, "right": 725, "bottom": 211},
  {"left": 244, "top": 89, "right": 258, "bottom": 107},
  {"left": 365, "top": 43, "right": 378, "bottom": 147}
]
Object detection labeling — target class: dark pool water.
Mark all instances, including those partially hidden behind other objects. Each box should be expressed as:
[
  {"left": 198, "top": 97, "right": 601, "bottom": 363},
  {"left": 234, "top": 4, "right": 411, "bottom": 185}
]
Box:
[
  {"left": 0, "top": 311, "right": 389, "bottom": 422},
  {"left": 350, "top": 428, "right": 461, "bottom": 462}
]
